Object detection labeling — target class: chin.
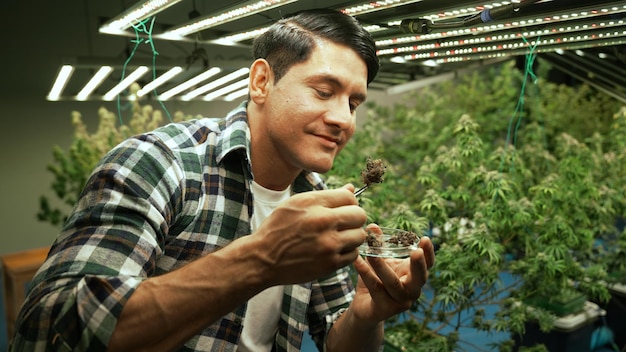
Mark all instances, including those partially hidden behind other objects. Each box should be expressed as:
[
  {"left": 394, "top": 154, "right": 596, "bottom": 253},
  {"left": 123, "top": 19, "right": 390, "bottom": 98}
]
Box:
[
  {"left": 299, "top": 152, "right": 337, "bottom": 174},
  {"left": 311, "top": 162, "right": 335, "bottom": 174}
]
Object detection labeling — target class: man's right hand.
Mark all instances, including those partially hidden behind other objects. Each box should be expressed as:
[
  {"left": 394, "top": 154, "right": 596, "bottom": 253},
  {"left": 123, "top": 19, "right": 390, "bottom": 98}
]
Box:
[{"left": 251, "top": 185, "right": 367, "bottom": 285}]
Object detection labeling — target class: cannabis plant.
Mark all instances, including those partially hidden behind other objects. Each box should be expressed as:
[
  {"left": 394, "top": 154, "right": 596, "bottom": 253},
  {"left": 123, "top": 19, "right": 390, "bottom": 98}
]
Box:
[
  {"left": 328, "top": 59, "right": 625, "bottom": 351},
  {"left": 38, "top": 92, "right": 193, "bottom": 226}
]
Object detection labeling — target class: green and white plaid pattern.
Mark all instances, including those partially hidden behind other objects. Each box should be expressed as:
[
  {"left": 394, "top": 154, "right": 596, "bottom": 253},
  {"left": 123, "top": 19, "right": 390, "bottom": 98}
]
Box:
[{"left": 11, "top": 102, "right": 355, "bottom": 352}]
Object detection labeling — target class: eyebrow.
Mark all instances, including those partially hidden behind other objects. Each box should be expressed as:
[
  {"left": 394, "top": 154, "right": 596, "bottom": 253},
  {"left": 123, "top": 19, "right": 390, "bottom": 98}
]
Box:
[{"left": 306, "top": 74, "right": 368, "bottom": 103}]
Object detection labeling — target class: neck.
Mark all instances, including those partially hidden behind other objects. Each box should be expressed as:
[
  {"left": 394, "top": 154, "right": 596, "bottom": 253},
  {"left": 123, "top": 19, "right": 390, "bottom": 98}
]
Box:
[{"left": 247, "top": 106, "right": 300, "bottom": 191}]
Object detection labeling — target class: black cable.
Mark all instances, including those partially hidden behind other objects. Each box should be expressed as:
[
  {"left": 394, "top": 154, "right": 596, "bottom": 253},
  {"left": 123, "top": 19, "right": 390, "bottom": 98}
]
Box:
[{"left": 399, "top": 0, "right": 541, "bottom": 34}]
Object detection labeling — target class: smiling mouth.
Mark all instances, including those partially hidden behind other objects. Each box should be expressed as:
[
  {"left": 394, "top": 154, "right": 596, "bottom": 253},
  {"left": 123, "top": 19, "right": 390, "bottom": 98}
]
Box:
[{"left": 316, "top": 134, "right": 341, "bottom": 148}]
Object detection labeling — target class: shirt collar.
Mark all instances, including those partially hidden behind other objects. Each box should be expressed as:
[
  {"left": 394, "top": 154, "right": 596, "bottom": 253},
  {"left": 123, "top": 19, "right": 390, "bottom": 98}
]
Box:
[{"left": 216, "top": 100, "right": 326, "bottom": 194}]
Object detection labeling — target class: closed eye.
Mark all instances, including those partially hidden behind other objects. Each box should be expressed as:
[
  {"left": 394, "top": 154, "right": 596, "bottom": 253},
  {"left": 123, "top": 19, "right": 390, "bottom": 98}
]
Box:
[
  {"left": 349, "top": 101, "right": 359, "bottom": 113},
  {"left": 316, "top": 89, "right": 332, "bottom": 99}
]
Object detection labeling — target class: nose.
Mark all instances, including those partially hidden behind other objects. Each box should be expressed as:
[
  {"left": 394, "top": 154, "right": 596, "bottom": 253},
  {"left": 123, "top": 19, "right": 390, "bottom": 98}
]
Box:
[{"left": 324, "top": 98, "right": 355, "bottom": 130}]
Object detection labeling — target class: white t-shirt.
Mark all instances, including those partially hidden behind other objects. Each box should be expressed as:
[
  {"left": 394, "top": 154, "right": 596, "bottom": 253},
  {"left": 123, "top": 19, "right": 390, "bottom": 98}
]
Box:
[{"left": 238, "top": 181, "right": 291, "bottom": 352}]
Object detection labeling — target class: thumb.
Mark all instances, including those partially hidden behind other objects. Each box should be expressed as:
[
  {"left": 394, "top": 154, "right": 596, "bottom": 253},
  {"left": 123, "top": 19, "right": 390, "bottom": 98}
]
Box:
[{"left": 342, "top": 183, "right": 356, "bottom": 193}]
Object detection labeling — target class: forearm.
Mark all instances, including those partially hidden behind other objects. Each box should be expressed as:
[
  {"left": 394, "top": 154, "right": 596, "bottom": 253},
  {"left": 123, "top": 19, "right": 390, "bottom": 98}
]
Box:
[
  {"left": 325, "top": 308, "right": 384, "bottom": 352},
  {"left": 107, "top": 235, "right": 268, "bottom": 351}
]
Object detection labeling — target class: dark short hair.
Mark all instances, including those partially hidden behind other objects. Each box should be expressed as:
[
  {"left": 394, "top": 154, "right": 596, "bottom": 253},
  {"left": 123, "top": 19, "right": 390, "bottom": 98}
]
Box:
[{"left": 252, "top": 8, "right": 380, "bottom": 85}]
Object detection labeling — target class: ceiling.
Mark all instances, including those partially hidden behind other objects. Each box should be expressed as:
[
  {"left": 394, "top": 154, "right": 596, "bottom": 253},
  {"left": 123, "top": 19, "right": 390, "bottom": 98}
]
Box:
[{"left": 4, "top": 0, "right": 626, "bottom": 102}]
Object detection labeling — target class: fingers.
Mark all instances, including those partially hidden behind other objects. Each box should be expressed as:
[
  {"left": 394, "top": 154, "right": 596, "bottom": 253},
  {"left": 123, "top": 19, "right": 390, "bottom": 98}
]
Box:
[
  {"left": 336, "top": 227, "right": 367, "bottom": 254},
  {"left": 407, "top": 248, "right": 428, "bottom": 294},
  {"left": 329, "top": 205, "right": 367, "bottom": 231},
  {"left": 418, "top": 236, "right": 435, "bottom": 269},
  {"left": 303, "top": 186, "right": 359, "bottom": 208},
  {"left": 357, "top": 238, "right": 434, "bottom": 304},
  {"left": 341, "top": 183, "right": 356, "bottom": 193},
  {"left": 364, "top": 223, "right": 383, "bottom": 234},
  {"left": 353, "top": 255, "right": 380, "bottom": 289},
  {"left": 366, "top": 256, "right": 417, "bottom": 303}
]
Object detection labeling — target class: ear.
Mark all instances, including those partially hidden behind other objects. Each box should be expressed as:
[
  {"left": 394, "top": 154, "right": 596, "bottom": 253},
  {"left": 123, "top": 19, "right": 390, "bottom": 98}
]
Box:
[{"left": 248, "top": 59, "right": 272, "bottom": 104}]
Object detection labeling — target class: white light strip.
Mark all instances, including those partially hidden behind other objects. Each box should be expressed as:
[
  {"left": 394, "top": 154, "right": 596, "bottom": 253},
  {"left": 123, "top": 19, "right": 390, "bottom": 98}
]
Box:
[
  {"left": 183, "top": 68, "right": 250, "bottom": 101},
  {"left": 162, "top": 0, "right": 297, "bottom": 39},
  {"left": 216, "top": 0, "right": 425, "bottom": 44},
  {"left": 100, "top": 0, "right": 184, "bottom": 34},
  {"left": 137, "top": 66, "right": 184, "bottom": 97},
  {"left": 158, "top": 67, "right": 222, "bottom": 100},
  {"left": 395, "top": 34, "right": 626, "bottom": 63},
  {"left": 224, "top": 88, "right": 249, "bottom": 102},
  {"left": 377, "top": 16, "right": 626, "bottom": 56},
  {"left": 203, "top": 79, "right": 249, "bottom": 101},
  {"left": 422, "top": 0, "right": 521, "bottom": 21},
  {"left": 384, "top": 27, "right": 626, "bottom": 59},
  {"left": 103, "top": 66, "right": 150, "bottom": 101},
  {"left": 47, "top": 65, "right": 74, "bottom": 101},
  {"left": 76, "top": 66, "right": 114, "bottom": 101},
  {"left": 342, "top": 0, "right": 425, "bottom": 16},
  {"left": 215, "top": 28, "right": 269, "bottom": 45},
  {"left": 376, "top": 2, "right": 626, "bottom": 48}
]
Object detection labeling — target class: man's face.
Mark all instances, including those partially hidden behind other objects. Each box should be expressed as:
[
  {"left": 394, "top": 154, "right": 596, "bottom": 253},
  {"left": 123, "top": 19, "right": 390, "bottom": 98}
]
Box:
[{"left": 260, "top": 38, "right": 369, "bottom": 174}]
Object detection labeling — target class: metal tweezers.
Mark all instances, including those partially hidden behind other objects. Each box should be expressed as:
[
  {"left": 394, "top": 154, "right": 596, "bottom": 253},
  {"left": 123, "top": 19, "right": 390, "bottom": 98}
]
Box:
[{"left": 354, "top": 185, "right": 369, "bottom": 197}]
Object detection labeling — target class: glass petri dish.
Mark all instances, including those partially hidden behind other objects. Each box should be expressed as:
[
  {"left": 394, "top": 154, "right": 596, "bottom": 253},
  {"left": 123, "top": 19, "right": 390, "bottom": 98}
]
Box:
[{"left": 359, "top": 228, "right": 420, "bottom": 259}]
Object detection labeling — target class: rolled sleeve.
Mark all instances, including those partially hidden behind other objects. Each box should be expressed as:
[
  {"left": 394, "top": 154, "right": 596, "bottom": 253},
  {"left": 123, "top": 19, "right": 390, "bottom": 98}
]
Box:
[{"left": 11, "top": 135, "right": 186, "bottom": 351}]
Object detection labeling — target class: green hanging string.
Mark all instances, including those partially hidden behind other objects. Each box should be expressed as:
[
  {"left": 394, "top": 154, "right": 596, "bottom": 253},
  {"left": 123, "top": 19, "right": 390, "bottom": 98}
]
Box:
[
  {"left": 498, "top": 35, "right": 540, "bottom": 176},
  {"left": 116, "top": 16, "right": 173, "bottom": 134}
]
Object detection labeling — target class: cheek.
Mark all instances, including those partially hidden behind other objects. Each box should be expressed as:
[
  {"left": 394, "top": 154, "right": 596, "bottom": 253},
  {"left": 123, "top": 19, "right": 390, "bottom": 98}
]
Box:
[{"left": 346, "top": 124, "right": 356, "bottom": 139}]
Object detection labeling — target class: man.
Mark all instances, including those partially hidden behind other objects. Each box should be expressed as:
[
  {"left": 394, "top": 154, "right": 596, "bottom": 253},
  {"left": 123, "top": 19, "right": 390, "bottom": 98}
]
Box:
[{"left": 11, "top": 8, "right": 434, "bottom": 352}]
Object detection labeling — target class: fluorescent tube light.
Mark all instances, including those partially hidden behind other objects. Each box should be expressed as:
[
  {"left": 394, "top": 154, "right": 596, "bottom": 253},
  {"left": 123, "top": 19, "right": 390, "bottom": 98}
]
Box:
[
  {"left": 162, "top": 0, "right": 297, "bottom": 39},
  {"left": 47, "top": 65, "right": 74, "bottom": 101},
  {"left": 137, "top": 66, "right": 183, "bottom": 97},
  {"left": 182, "top": 68, "right": 250, "bottom": 101},
  {"left": 103, "top": 66, "right": 150, "bottom": 101},
  {"left": 224, "top": 88, "right": 249, "bottom": 102},
  {"left": 203, "top": 78, "right": 249, "bottom": 101},
  {"left": 100, "top": 0, "right": 184, "bottom": 34},
  {"left": 76, "top": 66, "right": 114, "bottom": 101},
  {"left": 158, "top": 67, "right": 222, "bottom": 100}
]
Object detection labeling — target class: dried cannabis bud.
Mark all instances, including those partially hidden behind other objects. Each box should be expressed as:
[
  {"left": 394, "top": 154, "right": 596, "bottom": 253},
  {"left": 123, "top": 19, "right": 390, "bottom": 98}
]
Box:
[
  {"left": 388, "top": 230, "right": 419, "bottom": 246},
  {"left": 360, "top": 157, "right": 386, "bottom": 186},
  {"left": 365, "top": 229, "right": 418, "bottom": 252},
  {"left": 366, "top": 232, "right": 383, "bottom": 247}
]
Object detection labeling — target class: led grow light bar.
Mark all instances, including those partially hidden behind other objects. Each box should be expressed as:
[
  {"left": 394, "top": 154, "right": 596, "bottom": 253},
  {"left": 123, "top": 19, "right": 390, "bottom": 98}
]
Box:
[
  {"left": 376, "top": 2, "right": 626, "bottom": 48},
  {"left": 47, "top": 65, "right": 74, "bottom": 101},
  {"left": 76, "top": 66, "right": 114, "bottom": 101},
  {"left": 161, "top": 0, "right": 297, "bottom": 40},
  {"left": 100, "top": 0, "right": 183, "bottom": 35}
]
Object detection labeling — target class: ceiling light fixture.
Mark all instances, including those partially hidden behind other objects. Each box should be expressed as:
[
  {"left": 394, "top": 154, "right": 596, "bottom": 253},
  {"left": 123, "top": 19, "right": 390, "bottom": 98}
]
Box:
[
  {"left": 396, "top": 36, "right": 626, "bottom": 64},
  {"left": 377, "top": 3, "right": 626, "bottom": 48},
  {"left": 182, "top": 68, "right": 250, "bottom": 101},
  {"left": 378, "top": 20, "right": 626, "bottom": 57},
  {"left": 161, "top": 0, "right": 298, "bottom": 40},
  {"left": 203, "top": 78, "right": 250, "bottom": 101},
  {"left": 100, "top": 0, "right": 184, "bottom": 35},
  {"left": 341, "top": 0, "right": 425, "bottom": 16},
  {"left": 76, "top": 66, "right": 114, "bottom": 101},
  {"left": 103, "top": 66, "right": 150, "bottom": 101},
  {"left": 215, "top": 0, "right": 428, "bottom": 45},
  {"left": 137, "top": 66, "right": 184, "bottom": 97},
  {"left": 158, "top": 67, "right": 222, "bottom": 101},
  {"left": 47, "top": 65, "right": 74, "bottom": 101},
  {"left": 224, "top": 88, "right": 250, "bottom": 102},
  {"left": 214, "top": 28, "right": 269, "bottom": 45}
]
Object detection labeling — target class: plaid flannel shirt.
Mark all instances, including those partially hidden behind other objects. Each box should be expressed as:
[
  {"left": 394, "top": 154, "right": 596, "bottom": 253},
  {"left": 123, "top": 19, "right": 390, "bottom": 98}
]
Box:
[{"left": 11, "top": 102, "right": 356, "bottom": 352}]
